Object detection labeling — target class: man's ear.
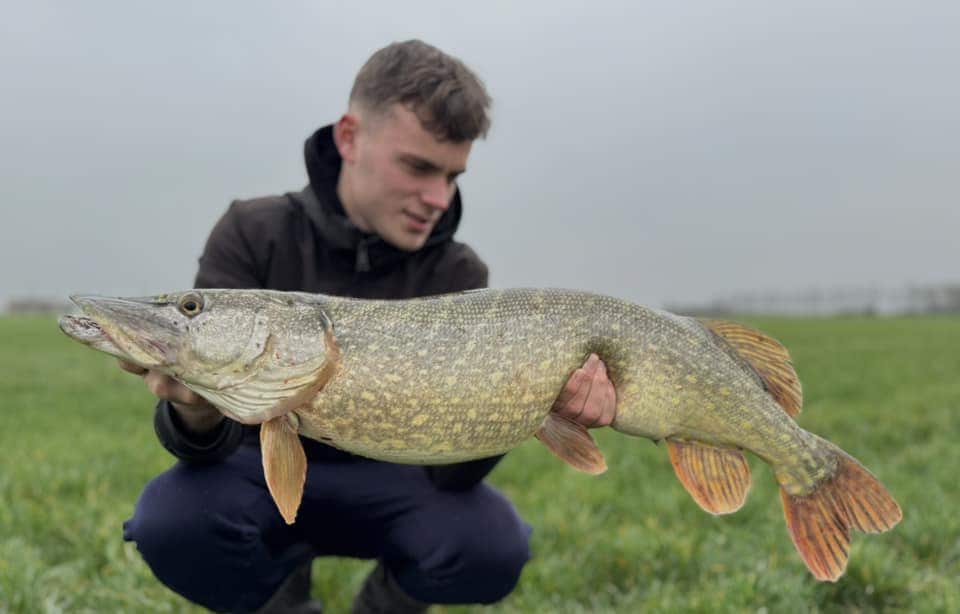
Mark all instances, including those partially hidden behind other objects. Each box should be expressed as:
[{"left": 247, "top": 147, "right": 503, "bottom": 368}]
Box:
[{"left": 333, "top": 113, "right": 359, "bottom": 163}]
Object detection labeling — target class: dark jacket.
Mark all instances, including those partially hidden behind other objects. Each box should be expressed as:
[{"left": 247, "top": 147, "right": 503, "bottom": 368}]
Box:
[{"left": 154, "top": 125, "right": 499, "bottom": 490}]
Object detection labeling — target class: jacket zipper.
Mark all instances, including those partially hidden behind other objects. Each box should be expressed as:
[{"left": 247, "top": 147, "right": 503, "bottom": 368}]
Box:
[{"left": 355, "top": 238, "right": 372, "bottom": 273}]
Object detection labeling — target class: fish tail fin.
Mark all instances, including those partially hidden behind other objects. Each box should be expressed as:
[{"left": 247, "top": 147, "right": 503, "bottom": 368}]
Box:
[{"left": 779, "top": 444, "right": 902, "bottom": 582}]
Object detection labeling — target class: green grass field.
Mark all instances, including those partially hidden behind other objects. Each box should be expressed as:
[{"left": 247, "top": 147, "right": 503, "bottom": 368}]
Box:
[{"left": 1, "top": 314, "right": 958, "bottom": 613}]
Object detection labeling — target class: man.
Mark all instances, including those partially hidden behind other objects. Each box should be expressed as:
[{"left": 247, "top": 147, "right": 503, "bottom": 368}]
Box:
[{"left": 120, "top": 40, "right": 616, "bottom": 613}]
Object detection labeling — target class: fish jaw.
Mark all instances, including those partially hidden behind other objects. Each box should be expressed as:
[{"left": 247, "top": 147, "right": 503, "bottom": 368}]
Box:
[
  {"left": 59, "top": 314, "right": 126, "bottom": 358},
  {"left": 68, "top": 295, "right": 183, "bottom": 369}
]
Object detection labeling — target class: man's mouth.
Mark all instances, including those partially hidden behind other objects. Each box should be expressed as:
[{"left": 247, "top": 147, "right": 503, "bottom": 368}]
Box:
[{"left": 402, "top": 210, "right": 433, "bottom": 232}]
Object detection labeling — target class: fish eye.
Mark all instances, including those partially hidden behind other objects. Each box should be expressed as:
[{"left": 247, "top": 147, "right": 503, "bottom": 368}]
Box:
[{"left": 178, "top": 293, "right": 204, "bottom": 317}]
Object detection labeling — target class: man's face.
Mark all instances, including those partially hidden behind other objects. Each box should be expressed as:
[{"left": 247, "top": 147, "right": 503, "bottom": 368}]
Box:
[{"left": 337, "top": 104, "right": 473, "bottom": 251}]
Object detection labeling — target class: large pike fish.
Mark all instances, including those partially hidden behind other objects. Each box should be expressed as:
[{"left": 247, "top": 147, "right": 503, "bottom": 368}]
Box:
[{"left": 59, "top": 288, "right": 901, "bottom": 581}]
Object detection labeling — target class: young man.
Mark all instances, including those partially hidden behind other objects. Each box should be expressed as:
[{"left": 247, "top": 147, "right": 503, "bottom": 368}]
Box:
[{"left": 120, "top": 40, "right": 616, "bottom": 613}]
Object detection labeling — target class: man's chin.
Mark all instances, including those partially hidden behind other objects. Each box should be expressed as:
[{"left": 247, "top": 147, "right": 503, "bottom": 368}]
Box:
[{"left": 384, "top": 230, "right": 431, "bottom": 252}]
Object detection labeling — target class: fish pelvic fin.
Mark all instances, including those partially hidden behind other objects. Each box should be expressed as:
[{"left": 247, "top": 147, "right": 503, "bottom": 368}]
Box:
[
  {"left": 535, "top": 413, "right": 607, "bottom": 475},
  {"left": 667, "top": 439, "right": 751, "bottom": 514},
  {"left": 780, "top": 448, "right": 902, "bottom": 582},
  {"left": 700, "top": 319, "right": 803, "bottom": 417},
  {"left": 261, "top": 414, "right": 307, "bottom": 525}
]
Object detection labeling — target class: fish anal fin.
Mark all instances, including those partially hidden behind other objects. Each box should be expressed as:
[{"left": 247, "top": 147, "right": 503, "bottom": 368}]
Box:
[
  {"left": 701, "top": 319, "right": 803, "bottom": 418},
  {"left": 261, "top": 415, "right": 307, "bottom": 525},
  {"left": 780, "top": 452, "right": 902, "bottom": 581},
  {"left": 667, "top": 439, "right": 751, "bottom": 514},
  {"left": 535, "top": 413, "right": 607, "bottom": 475}
]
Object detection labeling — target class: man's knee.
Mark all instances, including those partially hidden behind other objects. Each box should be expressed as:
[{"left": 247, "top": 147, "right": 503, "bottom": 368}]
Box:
[
  {"left": 394, "top": 485, "right": 532, "bottom": 604},
  {"left": 453, "top": 517, "right": 531, "bottom": 603},
  {"left": 123, "top": 460, "right": 291, "bottom": 612},
  {"left": 124, "top": 465, "right": 250, "bottom": 561}
]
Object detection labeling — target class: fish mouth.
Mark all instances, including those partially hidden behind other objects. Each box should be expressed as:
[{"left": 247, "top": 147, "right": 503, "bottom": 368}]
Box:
[
  {"left": 65, "top": 295, "right": 181, "bottom": 368},
  {"left": 59, "top": 314, "right": 130, "bottom": 359},
  {"left": 59, "top": 313, "right": 106, "bottom": 342}
]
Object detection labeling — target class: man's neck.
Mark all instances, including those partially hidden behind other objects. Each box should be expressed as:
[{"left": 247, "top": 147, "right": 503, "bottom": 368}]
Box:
[{"left": 335, "top": 168, "right": 372, "bottom": 233}]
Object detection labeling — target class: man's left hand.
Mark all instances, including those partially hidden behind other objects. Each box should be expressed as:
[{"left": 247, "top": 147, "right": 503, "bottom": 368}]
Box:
[{"left": 552, "top": 353, "right": 617, "bottom": 428}]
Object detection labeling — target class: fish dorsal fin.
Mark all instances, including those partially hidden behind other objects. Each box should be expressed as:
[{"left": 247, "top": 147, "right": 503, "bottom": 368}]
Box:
[
  {"left": 535, "top": 413, "right": 607, "bottom": 475},
  {"left": 700, "top": 319, "right": 803, "bottom": 418},
  {"left": 667, "top": 439, "right": 752, "bottom": 514},
  {"left": 261, "top": 413, "right": 307, "bottom": 524}
]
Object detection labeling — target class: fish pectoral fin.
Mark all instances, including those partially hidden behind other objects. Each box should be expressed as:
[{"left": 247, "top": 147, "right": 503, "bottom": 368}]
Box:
[
  {"left": 699, "top": 319, "right": 803, "bottom": 418},
  {"left": 667, "top": 439, "right": 752, "bottom": 514},
  {"left": 535, "top": 413, "right": 607, "bottom": 475},
  {"left": 260, "top": 415, "right": 307, "bottom": 525}
]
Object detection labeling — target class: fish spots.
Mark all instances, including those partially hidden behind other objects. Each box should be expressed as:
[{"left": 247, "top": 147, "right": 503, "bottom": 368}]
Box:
[
  {"left": 719, "top": 387, "right": 732, "bottom": 396},
  {"left": 384, "top": 373, "right": 402, "bottom": 383},
  {"left": 360, "top": 391, "right": 376, "bottom": 402},
  {"left": 411, "top": 414, "right": 428, "bottom": 427},
  {"left": 685, "top": 375, "right": 698, "bottom": 384}
]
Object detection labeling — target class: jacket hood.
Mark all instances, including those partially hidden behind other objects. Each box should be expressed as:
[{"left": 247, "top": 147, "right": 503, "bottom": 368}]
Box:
[{"left": 299, "top": 125, "right": 464, "bottom": 271}]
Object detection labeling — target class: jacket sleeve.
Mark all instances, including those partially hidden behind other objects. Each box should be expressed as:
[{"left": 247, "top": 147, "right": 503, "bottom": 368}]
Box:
[
  {"left": 424, "top": 247, "right": 506, "bottom": 490},
  {"left": 154, "top": 400, "right": 245, "bottom": 463},
  {"left": 153, "top": 202, "right": 262, "bottom": 462}
]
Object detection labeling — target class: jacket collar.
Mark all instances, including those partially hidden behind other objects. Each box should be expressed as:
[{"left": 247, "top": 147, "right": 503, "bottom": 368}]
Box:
[{"left": 298, "top": 125, "right": 463, "bottom": 271}]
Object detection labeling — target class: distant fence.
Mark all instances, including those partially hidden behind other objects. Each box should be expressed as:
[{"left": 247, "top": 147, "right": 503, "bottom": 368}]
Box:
[
  {"left": 5, "top": 285, "right": 960, "bottom": 317},
  {"left": 666, "top": 284, "right": 960, "bottom": 317}
]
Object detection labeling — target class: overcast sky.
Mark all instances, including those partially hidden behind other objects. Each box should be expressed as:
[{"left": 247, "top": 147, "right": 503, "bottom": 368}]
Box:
[{"left": 2, "top": 1, "right": 957, "bottom": 309}]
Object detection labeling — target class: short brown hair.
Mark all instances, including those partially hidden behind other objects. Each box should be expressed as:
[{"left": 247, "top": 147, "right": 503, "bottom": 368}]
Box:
[{"left": 349, "top": 40, "right": 492, "bottom": 142}]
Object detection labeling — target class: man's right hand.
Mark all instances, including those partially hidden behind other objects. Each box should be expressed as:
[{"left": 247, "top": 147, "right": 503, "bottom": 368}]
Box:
[{"left": 118, "top": 360, "right": 225, "bottom": 435}]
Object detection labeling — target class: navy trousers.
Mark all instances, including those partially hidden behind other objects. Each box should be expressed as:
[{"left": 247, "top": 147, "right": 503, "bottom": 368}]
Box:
[{"left": 123, "top": 445, "right": 532, "bottom": 612}]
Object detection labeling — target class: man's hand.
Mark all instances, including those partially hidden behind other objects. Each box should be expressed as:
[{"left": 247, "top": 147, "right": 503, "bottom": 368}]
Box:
[
  {"left": 117, "top": 360, "right": 224, "bottom": 434},
  {"left": 552, "top": 353, "right": 617, "bottom": 428}
]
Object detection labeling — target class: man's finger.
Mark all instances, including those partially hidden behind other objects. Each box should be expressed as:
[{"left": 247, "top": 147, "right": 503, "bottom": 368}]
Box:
[
  {"left": 581, "top": 360, "right": 617, "bottom": 428},
  {"left": 553, "top": 368, "right": 588, "bottom": 419},
  {"left": 556, "top": 368, "right": 591, "bottom": 419},
  {"left": 552, "top": 368, "right": 582, "bottom": 410},
  {"left": 597, "top": 363, "right": 617, "bottom": 427},
  {"left": 566, "top": 365, "right": 597, "bottom": 420},
  {"left": 581, "top": 353, "right": 601, "bottom": 378},
  {"left": 117, "top": 359, "right": 147, "bottom": 376},
  {"left": 144, "top": 372, "right": 207, "bottom": 407}
]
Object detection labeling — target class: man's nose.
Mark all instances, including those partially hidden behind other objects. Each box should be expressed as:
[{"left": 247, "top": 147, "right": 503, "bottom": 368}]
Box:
[{"left": 421, "top": 177, "right": 453, "bottom": 211}]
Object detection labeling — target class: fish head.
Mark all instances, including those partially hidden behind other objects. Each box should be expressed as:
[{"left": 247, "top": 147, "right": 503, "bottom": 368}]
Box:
[{"left": 61, "top": 290, "right": 335, "bottom": 423}]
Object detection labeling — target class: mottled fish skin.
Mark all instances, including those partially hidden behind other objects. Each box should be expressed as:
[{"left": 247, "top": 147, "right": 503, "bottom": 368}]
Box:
[
  {"left": 293, "top": 288, "right": 827, "bottom": 494},
  {"left": 61, "top": 287, "right": 901, "bottom": 579}
]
